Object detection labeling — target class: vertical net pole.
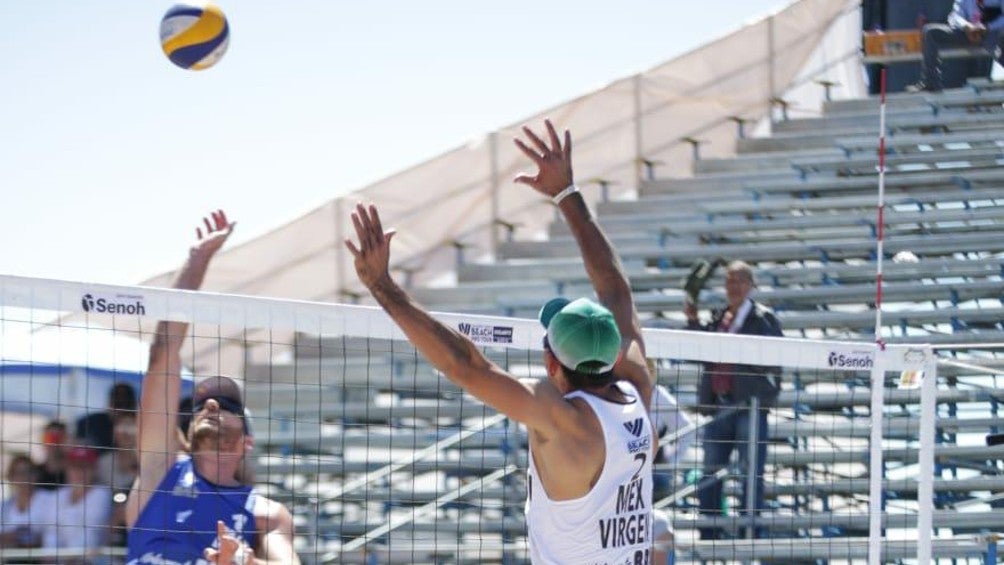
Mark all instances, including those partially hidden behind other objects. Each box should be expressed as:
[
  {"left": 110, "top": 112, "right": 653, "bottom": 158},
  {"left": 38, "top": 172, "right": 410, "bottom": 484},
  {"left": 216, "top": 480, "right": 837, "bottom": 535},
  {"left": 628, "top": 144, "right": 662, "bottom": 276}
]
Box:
[
  {"left": 745, "top": 396, "right": 760, "bottom": 541},
  {"left": 916, "top": 351, "right": 938, "bottom": 563},
  {"left": 873, "top": 68, "right": 888, "bottom": 342},
  {"left": 868, "top": 351, "right": 886, "bottom": 564}
]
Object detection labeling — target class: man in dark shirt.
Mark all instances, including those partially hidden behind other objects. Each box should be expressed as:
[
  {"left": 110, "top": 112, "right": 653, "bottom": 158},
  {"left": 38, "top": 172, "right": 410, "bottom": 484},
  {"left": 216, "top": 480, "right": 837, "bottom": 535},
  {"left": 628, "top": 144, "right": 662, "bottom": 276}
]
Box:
[{"left": 685, "top": 261, "right": 783, "bottom": 539}]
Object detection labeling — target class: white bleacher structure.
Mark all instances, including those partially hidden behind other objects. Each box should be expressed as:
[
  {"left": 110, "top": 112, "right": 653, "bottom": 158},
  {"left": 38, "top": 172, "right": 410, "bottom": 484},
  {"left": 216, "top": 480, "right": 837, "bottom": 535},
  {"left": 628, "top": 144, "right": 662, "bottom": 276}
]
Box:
[
  {"left": 6, "top": 1, "right": 1004, "bottom": 563},
  {"left": 289, "top": 88, "right": 999, "bottom": 561},
  {"left": 212, "top": 78, "right": 1004, "bottom": 562}
]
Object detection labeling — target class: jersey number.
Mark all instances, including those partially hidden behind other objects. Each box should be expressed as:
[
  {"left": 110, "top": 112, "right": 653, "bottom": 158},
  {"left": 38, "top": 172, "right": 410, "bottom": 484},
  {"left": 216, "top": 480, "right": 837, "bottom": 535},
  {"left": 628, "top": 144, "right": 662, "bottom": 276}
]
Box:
[{"left": 631, "top": 452, "right": 647, "bottom": 482}]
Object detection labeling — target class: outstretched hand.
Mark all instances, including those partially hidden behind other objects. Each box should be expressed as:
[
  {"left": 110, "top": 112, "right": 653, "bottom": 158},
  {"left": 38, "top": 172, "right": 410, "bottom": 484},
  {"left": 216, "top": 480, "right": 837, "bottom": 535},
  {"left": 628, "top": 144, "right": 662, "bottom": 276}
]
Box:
[
  {"left": 191, "top": 209, "right": 235, "bottom": 260},
  {"left": 513, "top": 119, "right": 574, "bottom": 199},
  {"left": 344, "top": 203, "right": 396, "bottom": 290}
]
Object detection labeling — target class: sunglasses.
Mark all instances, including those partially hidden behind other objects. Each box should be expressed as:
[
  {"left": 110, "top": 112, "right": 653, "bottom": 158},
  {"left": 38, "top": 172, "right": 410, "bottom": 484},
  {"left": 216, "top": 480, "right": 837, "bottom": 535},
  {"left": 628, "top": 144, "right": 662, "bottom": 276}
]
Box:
[{"left": 192, "top": 397, "right": 248, "bottom": 433}]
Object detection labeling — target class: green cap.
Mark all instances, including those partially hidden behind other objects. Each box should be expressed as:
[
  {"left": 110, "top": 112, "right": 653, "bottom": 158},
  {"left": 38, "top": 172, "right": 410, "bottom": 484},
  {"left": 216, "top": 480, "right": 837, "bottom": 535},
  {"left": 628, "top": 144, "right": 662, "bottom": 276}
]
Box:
[{"left": 538, "top": 297, "right": 621, "bottom": 374}]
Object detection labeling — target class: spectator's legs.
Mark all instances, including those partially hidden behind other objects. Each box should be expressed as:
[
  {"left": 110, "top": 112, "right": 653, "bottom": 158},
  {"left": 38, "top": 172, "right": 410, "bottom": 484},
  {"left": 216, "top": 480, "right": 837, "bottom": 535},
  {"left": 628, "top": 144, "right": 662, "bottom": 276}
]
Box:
[
  {"left": 920, "top": 24, "right": 974, "bottom": 91},
  {"left": 735, "top": 407, "right": 770, "bottom": 538},
  {"left": 697, "top": 409, "right": 736, "bottom": 540}
]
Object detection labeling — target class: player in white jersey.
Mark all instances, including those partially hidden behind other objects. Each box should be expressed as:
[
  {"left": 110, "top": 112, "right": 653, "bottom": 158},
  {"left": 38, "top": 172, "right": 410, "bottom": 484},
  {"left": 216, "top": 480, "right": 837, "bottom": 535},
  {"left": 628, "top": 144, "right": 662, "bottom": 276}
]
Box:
[{"left": 346, "top": 120, "right": 656, "bottom": 564}]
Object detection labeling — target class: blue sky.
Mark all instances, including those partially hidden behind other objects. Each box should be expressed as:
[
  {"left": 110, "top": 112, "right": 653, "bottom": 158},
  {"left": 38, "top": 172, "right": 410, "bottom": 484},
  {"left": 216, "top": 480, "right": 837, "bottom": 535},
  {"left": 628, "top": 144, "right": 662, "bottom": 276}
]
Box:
[{"left": 1, "top": 0, "right": 786, "bottom": 286}]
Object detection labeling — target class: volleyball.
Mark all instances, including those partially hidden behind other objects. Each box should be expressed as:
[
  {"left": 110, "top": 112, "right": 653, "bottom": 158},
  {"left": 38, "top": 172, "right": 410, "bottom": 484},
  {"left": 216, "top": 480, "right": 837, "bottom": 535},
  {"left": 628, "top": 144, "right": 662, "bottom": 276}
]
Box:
[{"left": 159, "top": 2, "right": 230, "bottom": 71}]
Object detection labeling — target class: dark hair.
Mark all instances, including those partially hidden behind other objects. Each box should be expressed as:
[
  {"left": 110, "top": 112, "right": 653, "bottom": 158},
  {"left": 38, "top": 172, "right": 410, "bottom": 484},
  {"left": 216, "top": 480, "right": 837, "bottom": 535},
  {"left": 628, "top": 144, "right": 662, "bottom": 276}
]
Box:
[
  {"left": 564, "top": 368, "right": 616, "bottom": 390},
  {"left": 543, "top": 337, "right": 616, "bottom": 390},
  {"left": 44, "top": 420, "right": 67, "bottom": 433},
  {"left": 109, "top": 383, "right": 137, "bottom": 411}
]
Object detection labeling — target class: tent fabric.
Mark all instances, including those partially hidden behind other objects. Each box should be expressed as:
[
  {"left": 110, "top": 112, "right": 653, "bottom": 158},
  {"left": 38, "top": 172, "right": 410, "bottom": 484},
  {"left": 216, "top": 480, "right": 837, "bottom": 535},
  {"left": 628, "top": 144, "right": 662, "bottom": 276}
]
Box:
[
  {"left": 136, "top": 0, "right": 863, "bottom": 374},
  {"left": 0, "top": 324, "right": 194, "bottom": 421}
]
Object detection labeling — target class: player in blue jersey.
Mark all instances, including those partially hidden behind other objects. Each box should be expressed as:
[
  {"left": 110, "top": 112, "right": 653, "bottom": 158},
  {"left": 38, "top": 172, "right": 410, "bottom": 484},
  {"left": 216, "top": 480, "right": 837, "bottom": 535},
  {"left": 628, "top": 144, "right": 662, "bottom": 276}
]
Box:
[{"left": 125, "top": 210, "right": 299, "bottom": 564}]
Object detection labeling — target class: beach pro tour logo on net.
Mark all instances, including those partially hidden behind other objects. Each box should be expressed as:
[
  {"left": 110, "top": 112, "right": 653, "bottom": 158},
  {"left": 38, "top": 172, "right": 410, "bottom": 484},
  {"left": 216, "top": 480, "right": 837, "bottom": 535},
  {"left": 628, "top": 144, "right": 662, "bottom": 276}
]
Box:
[
  {"left": 827, "top": 349, "right": 874, "bottom": 370},
  {"left": 457, "top": 322, "right": 513, "bottom": 345},
  {"left": 80, "top": 293, "right": 146, "bottom": 316}
]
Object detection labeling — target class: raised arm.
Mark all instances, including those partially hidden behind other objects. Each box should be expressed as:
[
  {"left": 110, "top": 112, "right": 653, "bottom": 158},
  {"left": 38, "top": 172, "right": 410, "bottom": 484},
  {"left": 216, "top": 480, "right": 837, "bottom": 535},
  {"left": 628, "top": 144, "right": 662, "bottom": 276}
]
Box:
[
  {"left": 513, "top": 120, "right": 653, "bottom": 406},
  {"left": 128, "top": 210, "right": 234, "bottom": 526},
  {"left": 345, "top": 204, "right": 577, "bottom": 435}
]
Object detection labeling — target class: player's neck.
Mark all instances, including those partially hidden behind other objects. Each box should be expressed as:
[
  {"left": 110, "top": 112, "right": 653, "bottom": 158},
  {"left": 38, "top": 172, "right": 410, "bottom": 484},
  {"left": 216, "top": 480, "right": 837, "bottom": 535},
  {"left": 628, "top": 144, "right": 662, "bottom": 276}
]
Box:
[
  {"left": 193, "top": 455, "right": 241, "bottom": 487},
  {"left": 70, "top": 484, "right": 90, "bottom": 503},
  {"left": 14, "top": 489, "right": 31, "bottom": 509}
]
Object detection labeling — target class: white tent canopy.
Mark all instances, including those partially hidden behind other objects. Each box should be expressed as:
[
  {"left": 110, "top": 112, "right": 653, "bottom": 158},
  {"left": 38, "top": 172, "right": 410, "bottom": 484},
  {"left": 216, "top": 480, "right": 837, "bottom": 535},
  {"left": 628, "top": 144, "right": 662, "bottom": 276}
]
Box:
[{"left": 0, "top": 321, "right": 193, "bottom": 424}]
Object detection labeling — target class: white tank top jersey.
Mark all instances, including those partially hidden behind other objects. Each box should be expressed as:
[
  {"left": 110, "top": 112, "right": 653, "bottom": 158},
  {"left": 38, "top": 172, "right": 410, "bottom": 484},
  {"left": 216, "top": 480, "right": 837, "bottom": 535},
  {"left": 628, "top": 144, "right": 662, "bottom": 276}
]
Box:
[{"left": 525, "top": 381, "right": 654, "bottom": 565}]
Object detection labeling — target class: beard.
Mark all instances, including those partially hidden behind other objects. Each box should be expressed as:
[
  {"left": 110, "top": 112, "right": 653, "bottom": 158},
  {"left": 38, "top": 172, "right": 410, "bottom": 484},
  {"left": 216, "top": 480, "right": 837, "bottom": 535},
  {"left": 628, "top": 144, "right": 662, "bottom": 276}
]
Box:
[{"left": 190, "top": 420, "right": 244, "bottom": 457}]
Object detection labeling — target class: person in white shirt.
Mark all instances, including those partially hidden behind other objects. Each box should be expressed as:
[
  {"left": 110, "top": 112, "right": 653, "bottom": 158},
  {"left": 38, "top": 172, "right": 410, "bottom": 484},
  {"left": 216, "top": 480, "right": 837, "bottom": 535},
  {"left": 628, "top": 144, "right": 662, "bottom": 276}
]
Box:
[
  {"left": 43, "top": 445, "right": 111, "bottom": 563},
  {"left": 0, "top": 454, "right": 54, "bottom": 549},
  {"left": 347, "top": 120, "right": 656, "bottom": 564}
]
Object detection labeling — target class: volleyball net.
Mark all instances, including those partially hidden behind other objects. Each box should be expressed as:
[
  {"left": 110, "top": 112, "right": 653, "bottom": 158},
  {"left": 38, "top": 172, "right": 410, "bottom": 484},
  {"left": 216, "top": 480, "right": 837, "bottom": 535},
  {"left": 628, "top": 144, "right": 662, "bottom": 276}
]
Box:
[{"left": 0, "top": 274, "right": 944, "bottom": 563}]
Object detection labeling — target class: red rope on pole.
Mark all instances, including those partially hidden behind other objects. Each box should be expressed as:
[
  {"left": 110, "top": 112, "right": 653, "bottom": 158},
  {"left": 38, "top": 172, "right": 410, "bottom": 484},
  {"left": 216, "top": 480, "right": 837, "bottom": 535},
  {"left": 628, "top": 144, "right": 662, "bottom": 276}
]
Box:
[{"left": 874, "top": 68, "right": 888, "bottom": 349}]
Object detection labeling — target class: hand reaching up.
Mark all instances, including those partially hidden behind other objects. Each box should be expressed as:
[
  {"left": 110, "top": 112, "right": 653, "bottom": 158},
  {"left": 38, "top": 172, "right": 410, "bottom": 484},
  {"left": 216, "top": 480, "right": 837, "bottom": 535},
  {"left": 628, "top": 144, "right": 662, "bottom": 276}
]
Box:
[
  {"left": 191, "top": 209, "right": 235, "bottom": 261},
  {"left": 513, "top": 119, "right": 574, "bottom": 199},
  {"left": 344, "top": 203, "right": 396, "bottom": 290}
]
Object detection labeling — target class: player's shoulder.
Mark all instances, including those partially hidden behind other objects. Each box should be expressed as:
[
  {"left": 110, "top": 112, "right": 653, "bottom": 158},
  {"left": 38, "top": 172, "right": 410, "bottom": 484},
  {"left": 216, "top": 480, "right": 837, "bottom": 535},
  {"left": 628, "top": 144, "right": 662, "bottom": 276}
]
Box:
[
  {"left": 253, "top": 494, "right": 293, "bottom": 522},
  {"left": 751, "top": 301, "right": 783, "bottom": 334}
]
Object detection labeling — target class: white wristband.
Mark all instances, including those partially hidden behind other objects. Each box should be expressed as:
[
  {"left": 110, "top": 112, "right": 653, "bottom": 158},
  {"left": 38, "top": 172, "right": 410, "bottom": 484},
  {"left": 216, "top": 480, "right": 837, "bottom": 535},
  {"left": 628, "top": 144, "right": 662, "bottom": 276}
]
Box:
[{"left": 552, "top": 184, "right": 579, "bottom": 205}]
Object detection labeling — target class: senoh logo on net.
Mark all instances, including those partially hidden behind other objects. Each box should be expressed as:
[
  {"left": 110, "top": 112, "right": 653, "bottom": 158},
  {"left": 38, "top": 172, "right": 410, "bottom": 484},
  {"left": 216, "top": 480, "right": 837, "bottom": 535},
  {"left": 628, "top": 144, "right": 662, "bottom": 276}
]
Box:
[
  {"left": 827, "top": 349, "right": 874, "bottom": 370},
  {"left": 80, "top": 293, "right": 146, "bottom": 316}
]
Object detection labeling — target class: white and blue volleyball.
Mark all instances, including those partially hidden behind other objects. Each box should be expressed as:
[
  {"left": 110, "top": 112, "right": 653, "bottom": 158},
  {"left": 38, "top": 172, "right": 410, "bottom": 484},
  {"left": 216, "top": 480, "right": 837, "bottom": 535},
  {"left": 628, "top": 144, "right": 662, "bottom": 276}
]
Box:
[{"left": 159, "top": 2, "right": 230, "bottom": 71}]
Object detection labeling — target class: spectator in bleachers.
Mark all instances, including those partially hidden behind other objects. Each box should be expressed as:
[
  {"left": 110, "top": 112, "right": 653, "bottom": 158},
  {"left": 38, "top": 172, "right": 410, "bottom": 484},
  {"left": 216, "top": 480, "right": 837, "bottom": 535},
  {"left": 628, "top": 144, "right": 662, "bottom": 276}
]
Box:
[
  {"left": 35, "top": 420, "right": 68, "bottom": 491},
  {"left": 346, "top": 120, "right": 657, "bottom": 564},
  {"left": 99, "top": 413, "right": 138, "bottom": 547},
  {"left": 0, "top": 454, "right": 53, "bottom": 550},
  {"left": 97, "top": 413, "right": 138, "bottom": 493},
  {"left": 125, "top": 210, "right": 299, "bottom": 565},
  {"left": 42, "top": 445, "right": 111, "bottom": 562},
  {"left": 912, "top": 0, "right": 1004, "bottom": 92},
  {"left": 75, "top": 382, "right": 136, "bottom": 454},
  {"left": 685, "top": 260, "right": 783, "bottom": 540}
]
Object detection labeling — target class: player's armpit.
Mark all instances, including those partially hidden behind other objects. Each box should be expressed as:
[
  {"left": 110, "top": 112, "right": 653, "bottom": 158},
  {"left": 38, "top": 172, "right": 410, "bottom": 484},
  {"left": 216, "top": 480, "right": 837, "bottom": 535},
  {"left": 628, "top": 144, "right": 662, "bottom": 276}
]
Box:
[{"left": 456, "top": 366, "right": 578, "bottom": 439}]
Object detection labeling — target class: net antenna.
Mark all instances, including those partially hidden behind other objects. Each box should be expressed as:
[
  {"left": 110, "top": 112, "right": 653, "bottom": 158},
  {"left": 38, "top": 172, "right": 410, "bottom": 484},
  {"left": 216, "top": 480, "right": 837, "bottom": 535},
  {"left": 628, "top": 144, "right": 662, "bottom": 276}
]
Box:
[
  {"left": 868, "top": 67, "right": 889, "bottom": 565},
  {"left": 873, "top": 67, "right": 889, "bottom": 347}
]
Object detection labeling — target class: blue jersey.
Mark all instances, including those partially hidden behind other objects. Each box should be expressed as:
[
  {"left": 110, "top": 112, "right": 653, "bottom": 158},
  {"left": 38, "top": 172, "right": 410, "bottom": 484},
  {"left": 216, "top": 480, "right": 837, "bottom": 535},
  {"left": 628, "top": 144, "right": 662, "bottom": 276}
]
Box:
[{"left": 127, "top": 457, "right": 257, "bottom": 565}]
